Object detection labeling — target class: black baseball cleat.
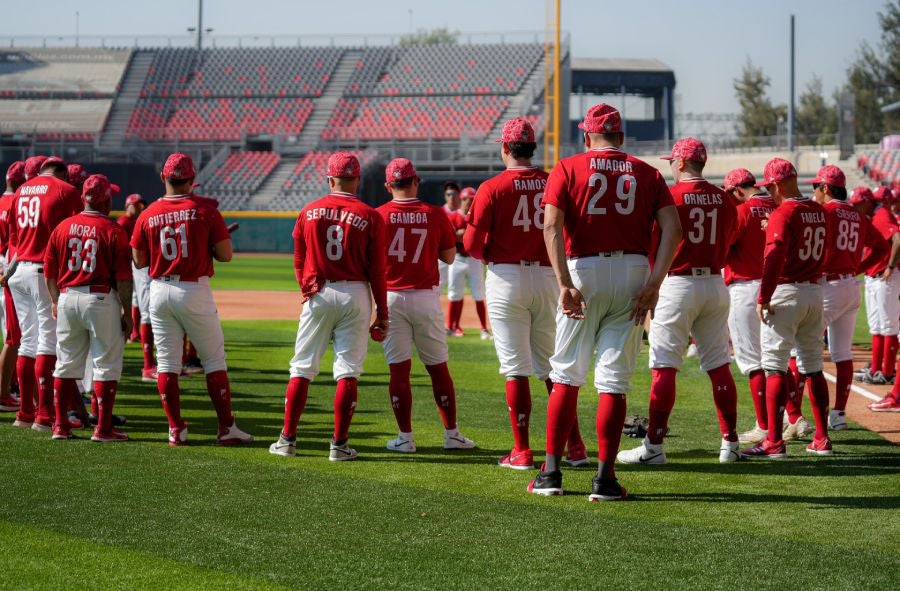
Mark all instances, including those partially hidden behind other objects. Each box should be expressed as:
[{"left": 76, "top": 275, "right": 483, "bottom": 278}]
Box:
[
  {"left": 588, "top": 475, "right": 628, "bottom": 502},
  {"left": 527, "top": 468, "right": 563, "bottom": 496}
]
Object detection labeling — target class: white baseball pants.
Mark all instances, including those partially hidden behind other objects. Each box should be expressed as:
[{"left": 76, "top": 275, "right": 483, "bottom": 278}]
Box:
[
  {"left": 447, "top": 255, "right": 484, "bottom": 301},
  {"left": 132, "top": 263, "right": 151, "bottom": 324},
  {"left": 382, "top": 288, "right": 448, "bottom": 366},
  {"left": 438, "top": 260, "right": 449, "bottom": 291},
  {"left": 761, "top": 282, "right": 825, "bottom": 374},
  {"left": 864, "top": 273, "right": 900, "bottom": 336},
  {"left": 486, "top": 262, "right": 556, "bottom": 379},
  {"left": 149, "top": 277, "right": 227, "bottom": 375},
  {"left": 290, "top": 281, "right": 372, "bottom": 381},
  {"left": 54, "top": 287, "right": 125, "bottom": 382},
  {"left": 822, "top": 276, "right": 861, "bottom": 364},
  {"left": 727, "top": 280, "right": 763, "bottom": 375},
  {"left": 9, "top": 261, "right": 56, "bottom": 358}
]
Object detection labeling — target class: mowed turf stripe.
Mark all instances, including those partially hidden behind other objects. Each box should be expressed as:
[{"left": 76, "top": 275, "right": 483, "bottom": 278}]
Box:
[{"left": 0, "top": 519, "right": 296, "bottom": 590}]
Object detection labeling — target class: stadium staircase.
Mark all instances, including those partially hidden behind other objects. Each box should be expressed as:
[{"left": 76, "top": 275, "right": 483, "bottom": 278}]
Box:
[
  {"left": 101, "top": 51, "right": 154, "bottom": 148},
  {"left": 839, "top": 156, "right": 870, "bottom": 189},
  {"left": 295, "top": 49, "right": 363, "bottom": 148},
  {"left": 243, "top": 160, "right": 296, "bottom": 210},
  {"left": 486, "top": 50, "right": 552, "bottom": 141}
]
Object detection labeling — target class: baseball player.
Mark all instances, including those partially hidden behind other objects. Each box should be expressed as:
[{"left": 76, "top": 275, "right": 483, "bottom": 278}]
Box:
[
  {"left": 44, "top": 174, "right": 132, "bottom": 441},
  {"left": 118, "top": 193, "right": 156, "bottom": 378},
  {"left": 808, "top": 167, "right": 888, "bottom": 430},
  {"left": 868, "top": 185, "right": 900, "bottom": 412},
  {"left": 618, "top": 138, "right": 741, "bottom": 465},
  {"left": 720, "top": 168, "right": 779, "bottom": 444},
  {"left": 446, "top": 187, "right": 490, "bottom": 339},
  {"left": 375, "top": 158, "right": 475, "bottom": 452},
  {"left": 268, "top": 152, "right": 387, "bottom": 461},
  {"left": 528, "top": 104, "right": 682, "bottom": 500},
  {"left": 67, "top": 164, "right": 88, "bottom": 193},
  {"left": 463, "top": 117, "right": 587, "bottom": 470},
  {"left": 4, "top": 156, "right": 82, "bottom": 431},
  {"left": 439, "top": 182, "right": 461, "bottom": 293},
  {"left": 852, "top": 186, "right": 900, "bottom": 385},
  {"left": 131, "top": 152, "right": 252, "bottom": 447},
  {"left": 23, "top": 155, "right": 47, "bottom": 182},
  {"left": 0, "top": 161, "right": 25, "bottom": 412},
  {"left": 743, "top": 158, "right": 834, "bottom": 458}
]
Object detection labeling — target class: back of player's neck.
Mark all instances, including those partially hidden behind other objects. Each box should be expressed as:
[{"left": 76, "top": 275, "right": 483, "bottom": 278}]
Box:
[{"left": 392, "top": 196, "right": 418, "bottom": 202}]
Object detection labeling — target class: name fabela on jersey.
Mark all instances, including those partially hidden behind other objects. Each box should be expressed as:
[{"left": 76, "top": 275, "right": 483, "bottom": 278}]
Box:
[
  {"left": 389, "top": 211, "right": 429, "bottom": 224},
  {"left": 800, "top": 211, "right": 826, "bottom": 224},
  {"left": 305, "top": 207, "right": 369, "bottom": 231},
  {"left": 147, "top": 209, "right": 198, "bottom": 228},
  {"left": 682, "top": 193, "right": 724, "bottom": 205}
]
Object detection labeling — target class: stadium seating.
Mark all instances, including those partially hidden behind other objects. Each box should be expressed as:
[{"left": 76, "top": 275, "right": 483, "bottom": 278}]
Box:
[
  {"left": 0, "top": 99, "right": 112, "bottom": 141},
  {"left": 858, "top": 149, "right": 900, "bottom": 186},
  {"left": 268, "top": 149, "right": 378, "bottom": 211},
  {"left": 321, "top": 95, "right": 509, "bottom": 141},
  {"left": 201, "top": 151, "right": 281, "bottom": 209},
  {"left": 0, "top": 48, "right": 130, "bottom": 97}
]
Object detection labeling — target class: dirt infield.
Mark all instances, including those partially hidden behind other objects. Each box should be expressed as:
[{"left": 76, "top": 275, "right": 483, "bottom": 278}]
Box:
[{"left": 215, "top": 289, "right": 897, "bottom": 444}]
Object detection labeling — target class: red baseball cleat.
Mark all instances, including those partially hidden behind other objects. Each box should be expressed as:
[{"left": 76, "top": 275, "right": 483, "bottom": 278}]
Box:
[
  {"left": 741, "top": 438, "right": 787, "bottom": 459},
  {"left": 0, "top": 395, "right": 20, "bottom": 411},
  {"left": 91, "top": 428, "right": 129, "bottom": 443},
  {"left": 806, "top": 436, "right": 834, "bottom": 456},
  {"left": 498, "top": 448, "right": 534, "bottom": 470},
  {"left": 168, "top": 423, "right": 188, "bottom": 446},
  {"left": 588, "top": 475, "right": 628, "bottom": 502},
  {"left": 216, "top": 420, "right": 253, "bottom": 446},
  {"left": 868, "top": 395, "right": 900, "bottom": 412},
  {"left": 142, "top": 367, "right": 159, "bottom": 382},
  {"left": 564, "top": 442, "right": 591, "bottom": 467},
  {"left": 51, "top": 425, "right": 74, "bottom": 440}
]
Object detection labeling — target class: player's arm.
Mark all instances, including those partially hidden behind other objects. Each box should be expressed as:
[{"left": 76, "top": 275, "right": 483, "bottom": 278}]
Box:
[
  {"left": 857, "top": 221, "right": 889, "bottom": 275},
  {"left": 882, "top": 232, "right": 900, "bottom": 279},
  {"left": 213, "top": 239, "right": 233, "bottom": 262},
  {"left": 462, "top": 225, "right": 486, "bottom": 261},
  {"left": 292, "top": 218, "right": 307, "bottom": 286},
  {"left": 43, "top": 234, "right": 60, "bottom": 319},
  {"left": 114, "top": 232, "right": 134, "bottom": 336},
  {"left": 756, "top": 215, "right": 789, "bottom": 320},
  {"left": 543, "top": 202, "right": 584, "bottom": 319},
  {"left": 630, "top": 204, "right": 682, "bottom": 324},
  {"left": 132, "top": 248, "right": 149, "bottom": 269},
  {"left": 367, "top": 216, "right": 389, "bottom": 334},
  {"left": 437, "top": 208, "right": 457, "bottom": 264},
  {"left": 0, "top": 254, "right": 18, "bottom": 287},
  {"left": 439, "top": 247, "right": 456, "bottom": 265}
]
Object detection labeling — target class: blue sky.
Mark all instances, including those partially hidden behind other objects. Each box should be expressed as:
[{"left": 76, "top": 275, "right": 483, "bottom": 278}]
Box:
[{"left": 2, "top": 0, "right": 886, "bottom": 114}]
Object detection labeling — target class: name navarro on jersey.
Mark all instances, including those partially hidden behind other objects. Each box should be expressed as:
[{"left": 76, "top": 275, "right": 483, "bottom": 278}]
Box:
[
  {"left": 389, "top": 211, "right": 429, "bottom": 224},
  {"left": 146, "top": 209, "right": 198, "bottom": 228},
  {"left": 513, "top": 178, "right": 547, "bottom": 191},
  {"left": 306, "top": 207, "right": 369, "bottom": 230},
  {"left": 589, "top": 158, "right": 634, "bottom": 173},
  {"left": 800, "top": 211, "right": 826, "bottom": 224},
  {"left": 18, "top": 185, "right": 48, "bottom": 196},
  {"left": 682, "top": 193, "right": 724, "bottom": 205}
]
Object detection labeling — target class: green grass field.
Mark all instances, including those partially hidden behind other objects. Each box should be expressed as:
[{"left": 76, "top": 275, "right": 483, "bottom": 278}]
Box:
[{"left": 1, "top": 255, "right": 898, "bottom": 590}]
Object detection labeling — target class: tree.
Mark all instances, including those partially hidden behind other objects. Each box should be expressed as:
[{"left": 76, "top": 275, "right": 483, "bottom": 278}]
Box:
[
  {"left": 399, "top": 27, "right": 459, "bottom": 46},
  {"left": 844, "top": 0, "right": 900, "bottom": 142},
  {"left": 795, "top": 76, "right": 837, "bottom": 145},
  {"left": 733, "top": 60, "right": 787, "bottom": 146}
]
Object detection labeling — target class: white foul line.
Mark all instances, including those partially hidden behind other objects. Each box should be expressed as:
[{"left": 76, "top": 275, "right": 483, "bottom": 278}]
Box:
[{"left": 822, "top": 371, "right": 881, "bottom": 402}]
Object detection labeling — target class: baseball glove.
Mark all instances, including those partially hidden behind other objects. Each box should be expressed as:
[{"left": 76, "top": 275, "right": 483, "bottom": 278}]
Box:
[{"left": 622, "top": 414, "right": 669, "bottom": 438}]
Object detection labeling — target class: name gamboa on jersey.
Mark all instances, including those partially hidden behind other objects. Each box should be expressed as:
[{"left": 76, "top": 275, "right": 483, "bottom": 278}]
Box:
[
  {"left": 130, "top": 195, "right": 231, "bottom": 280},
  {"left": 377, "top": 199, "right": 456, "bottom": 291},
  {"left": 44, "top": 212, "right": 132, "bottom": 288},
  {"left": 541, "top": 147, "right": 674, "bottom": 256}
]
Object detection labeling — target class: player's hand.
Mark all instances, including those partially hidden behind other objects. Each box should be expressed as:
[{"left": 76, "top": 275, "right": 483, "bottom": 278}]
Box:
[
  {"left": 369, "top": 317, "right": 389, "bottom": 342},
  {"left": 559, "top": 287, "right": 586, "bottom": 320},
  {"left": 883, "top": 267, "right": 892, "bottom": 280},
  {"left": 51, "top": 302, "right": 58, "bottom": 320},
  {"left": 121, "top": 312, "right": 134, "bottom": 338},
  {"left": 630, "top": 284, "right": 660, "bottom": 325},
  {"left": 0, "top": 274, "right": 8, "bottom": 288},
  {"left": 757, "top": 302, "right": 774, "bottom": 323}
]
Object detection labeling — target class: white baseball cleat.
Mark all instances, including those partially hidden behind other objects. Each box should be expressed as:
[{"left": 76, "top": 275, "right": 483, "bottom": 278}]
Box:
[
  {"left": 168, "top": 424, "right": 188, "bottom": 446},
  {"left": 686, "top": 343, "right": 699, "bottom": 358},
  {"left": 386, "top": 432, "right": 416, "bottom": 453},
  {"left": 443, "top": 428, "right": 476, "bottom": 450},
  {"left": 828, "top": 409, "right": 848, "bottom": 431},
  {"left": 217, "top": 421, "right": 254, "bottom": 446},
  {"left": 269, "top": 433, "right": 296, "bottom": 457},
  {"left": 480, "top": 329, "right": 493, "bottom": 341},
  {"left": 617, "top": 437, "right": 667, "bottom": 465},
  {"left": 782, "top": 412, "right": 814, "bottom": 441},
  {"left": 329, "top": 441, "right": 358, "bottom": 461},
  {"left": 738, "top": 425, "right": 768, "bottom": 444},
  {"left": 719, "top": 439, "right": 742, "bottom": 463}
]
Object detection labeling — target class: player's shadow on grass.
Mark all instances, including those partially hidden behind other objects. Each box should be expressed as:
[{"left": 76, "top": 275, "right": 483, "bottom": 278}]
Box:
[
  {"left": 636, "top": 491, "right": 900, "bottom": 509},
  {"left": 624, "top": 453, "right": 900, "bottom": 477}
]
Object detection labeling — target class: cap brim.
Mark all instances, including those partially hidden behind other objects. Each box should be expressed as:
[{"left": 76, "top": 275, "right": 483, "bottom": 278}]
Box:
[
  {"left": 803, "top": 178, "right": 821, "bottom": 184},
  {"left": 660, "top": 156, "right": 675, "bottom": 161},
  {"left": 754, "top": 181, "right": 773, "bottom": 188}
]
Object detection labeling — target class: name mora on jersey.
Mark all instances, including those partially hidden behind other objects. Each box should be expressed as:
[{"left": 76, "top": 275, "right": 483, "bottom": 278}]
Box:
[{"left": 68, "top": 224, "right": 97, "bottom": 238}]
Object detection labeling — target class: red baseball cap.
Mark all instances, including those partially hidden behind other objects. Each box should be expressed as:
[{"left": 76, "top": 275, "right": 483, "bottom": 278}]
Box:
[
  {"left": 460, "top": 187, "right": 476, "bottom": 200},
  {"left": 82, "top": 174, "right": 115, "bottom": 204},
  {"left": 385, "top": 158, "right": 417, "bottom": 182},
  {"left": 723, "top": 168, "right": 756, "bottom": 191},
  {"left": 873, "top": 185, "right": 894, "bottom": 203},
  {"left": 162, "top": 152, "right": 196, "bottom": 181},
  {"left": 24, "top": 155, "right": 48, "bottom": 180},
  {"left": 661, "top": 137, "right": 707, "bottom": 163},
  {"left": 5, "top": 161, "right": 25, "bottom": 186},
  {"left": 125, "top": 193, "right": 146, "bottom": 207},
  {"left": 495, "top": 117, "right": 535, "bottom": 143},
  {"left": 849, "top": 186, "right": 875, "bottom": 205},
  {"left": 755, "top": 157, "right": 797, "bottom": 188},
  {"left": 67, "top": 163, "right": 88, "bottom": 186},
  {"left": 578, "top": 103, "right": 622, "bottom": 134},
  {"left": 42, "top": 156, "right": 66, "bottom": 170},
  {"left": 327, "top": 152, "right": 360, "bottom": 178},
  {"left": 805, "top": 164, "right": 846, "bottom": 188}
]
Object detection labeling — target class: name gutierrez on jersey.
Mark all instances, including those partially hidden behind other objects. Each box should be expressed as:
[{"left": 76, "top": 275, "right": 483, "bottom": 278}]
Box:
[
  {"left": 68, "top": 224, "right": 97, "bottom": 238},
  {"left": 801, "top": 211, "right": 826, "bottom": 224},
  {"left": 683, "top": 193, "right": 723, "bottom": 205},
  {"left": 390, "top": 211, "right": 429, "bottom": 224},
  {"left": 306, "top": 207, "right": 369, "bottom": 231},
  {"left": 589, "top": 158, "right": 634, "bottom": 173},
  {"left": 513, "top": 178, "right": 547, "bottom": 191},
  {"left": 147, "top": 209, "right": 198, "bottom": 229}
]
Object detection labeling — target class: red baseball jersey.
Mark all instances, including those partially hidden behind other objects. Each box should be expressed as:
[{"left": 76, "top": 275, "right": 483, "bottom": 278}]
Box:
[
  {"left": 725, "top": 193, "right": 777, "bottom": 283},
  {"left": 862, "top": 206, "right": 899, "bottom": 277},
  {"left": 542, "top": 147, "right": 674, "bottom": 257},
  {"left": 117, "top": 214, "right": 138, "bottom": 240},
  {"left": 44, "top": 211, "right": 132, "bottom": 289},
  {"left": 0, "top": 191, "right": 16, "bottom": 256},
  {"left": 447, "top": 209, "right": 468, "bottom": 257},
  {"left": 130, "top": 194, "right": 230, "bottom": 281},
  {"left": 293, "top": 191, "right": 387, "bottom": 312},
  {"left": 759, "top": 196, "right": 828, "bottom": 304},
  {"left": 378, "top": 198, "right": 456, "bottom": 291},
  {"left": 664, "top": 178, "right": 738, "bottom": 274},
  {"left": 467, "top": 166, "right": 551, "bottom": 265},
  {"left": 8, "top": 174, "right": 81, "bottom": 262},
  {"left": 822, "top": 200, "right": 885, "bottom": 276}
]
